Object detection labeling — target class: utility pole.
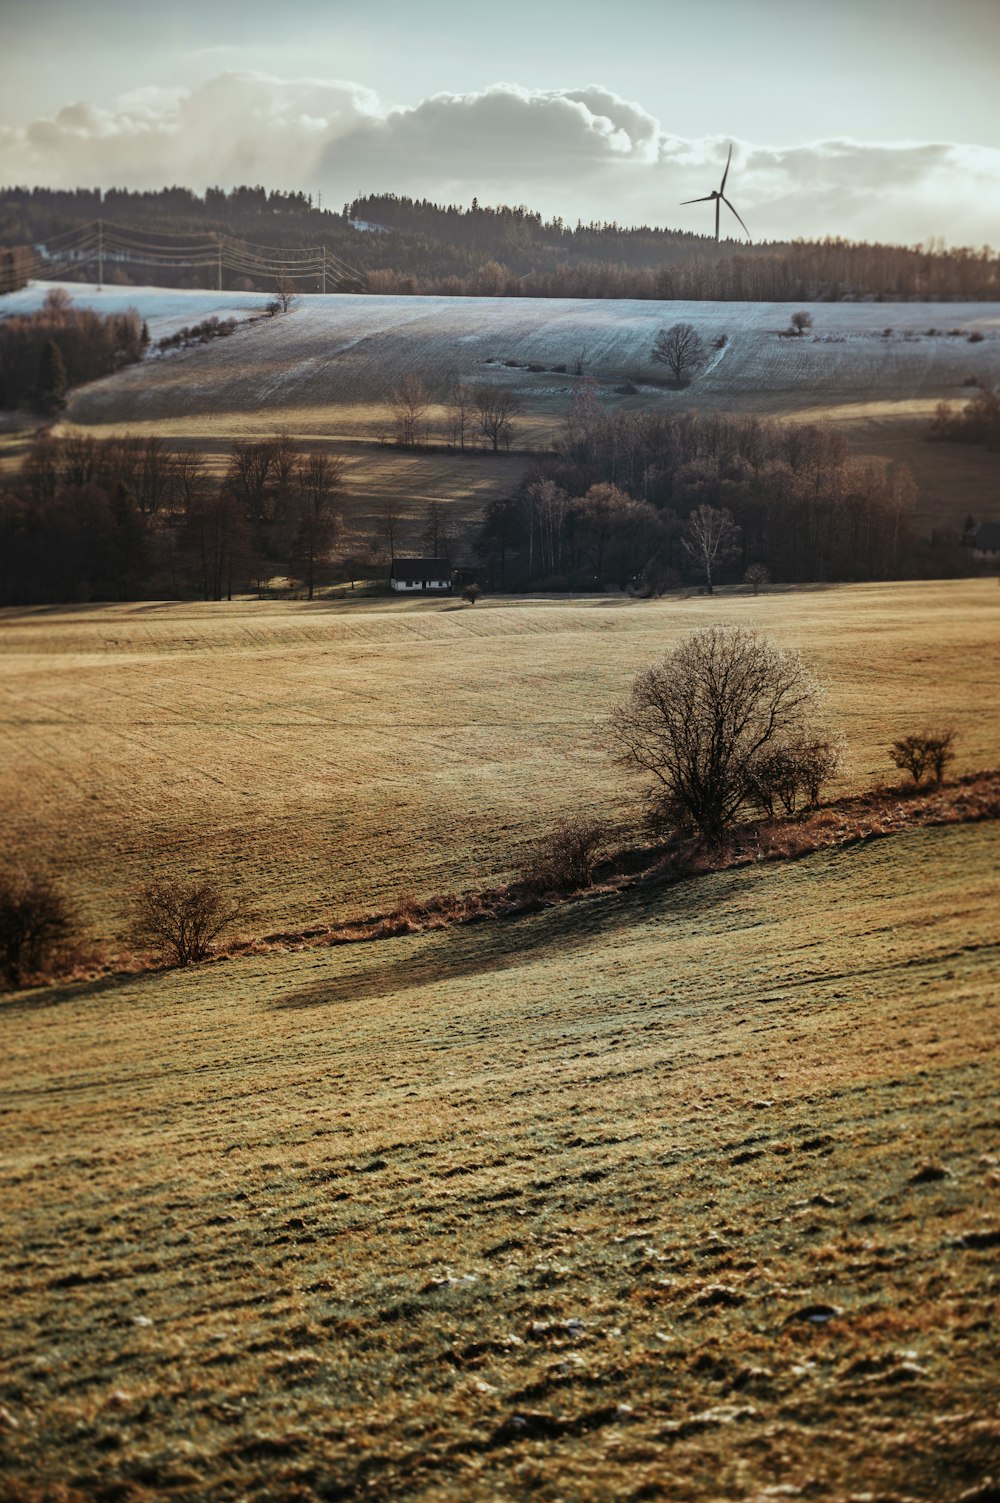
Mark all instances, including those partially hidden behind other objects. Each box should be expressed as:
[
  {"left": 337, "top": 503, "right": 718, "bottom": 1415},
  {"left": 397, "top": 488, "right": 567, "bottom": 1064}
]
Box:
[
  {"left": 322, "top": 246, "right": 327, "bottom": 295},
  {"left": 97, "top": 218, "right": 103, "bottom": 289},
  {"left": 217, "top": 233, "right": 223, "bottom": 292}
]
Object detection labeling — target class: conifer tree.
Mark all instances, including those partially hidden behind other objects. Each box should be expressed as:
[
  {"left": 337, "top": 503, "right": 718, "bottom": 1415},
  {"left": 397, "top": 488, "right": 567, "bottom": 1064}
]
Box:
[{"left": 37, "top": 340, "right": 68, "bottom": 414}]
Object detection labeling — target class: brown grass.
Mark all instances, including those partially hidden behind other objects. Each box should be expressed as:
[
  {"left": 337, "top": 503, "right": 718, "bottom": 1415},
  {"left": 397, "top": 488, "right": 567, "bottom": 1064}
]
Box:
[
  {"left": 2, "top": 581, "right": 997, "bottom": 956},
  {"left": 0, "top": 819, "right": 996, "bottom": 1500}
]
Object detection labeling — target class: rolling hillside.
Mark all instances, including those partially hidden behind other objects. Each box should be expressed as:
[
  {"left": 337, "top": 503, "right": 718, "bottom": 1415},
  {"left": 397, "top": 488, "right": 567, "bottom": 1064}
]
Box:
[
  {"left": 1, "top": 816, "right": 996, "bottom": 1500},
  {"left": 3, "top": 284, "right": 994, "bottom": 437},
  {"left": 5, "top": 282, "right": 998, "bottom": 535},
  {"left": 2, "top": 582, "right": 997, "bottom": 945}
]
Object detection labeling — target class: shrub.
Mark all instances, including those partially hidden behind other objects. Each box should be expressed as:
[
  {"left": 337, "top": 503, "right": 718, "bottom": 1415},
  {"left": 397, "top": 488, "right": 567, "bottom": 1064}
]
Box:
[
  {"left": 968, "top": 331, "right": 985, "bottom": 343},
  {"left": 521, "top": 818, "right": 608, "bottom": 894},
  {"left": 889, "top": 730, "right": 956, "bottom": 786},
  {"left": 131, "top": 878, "right": 244, "bottom": 966},
  {"left": 746, "top": 736, "right": 842, "bottom": 817},
  {"left": 744, "top": 562, "right": 770, "bottom": 595},
  {"left": 461, "top": 584, "right": 480, "bottom": 604},
  {"left": 0, "top": 870, "right": 75, "bottom": 988}
]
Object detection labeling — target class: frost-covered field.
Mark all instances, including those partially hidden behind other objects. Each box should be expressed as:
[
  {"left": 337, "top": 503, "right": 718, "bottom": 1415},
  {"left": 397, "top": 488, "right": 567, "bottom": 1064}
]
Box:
[
  {"left": 6, "top": 282, "right": 999, "bottom": 431},
  {"left": 1, "top": 281, "right": 277, "bottom": 341}
]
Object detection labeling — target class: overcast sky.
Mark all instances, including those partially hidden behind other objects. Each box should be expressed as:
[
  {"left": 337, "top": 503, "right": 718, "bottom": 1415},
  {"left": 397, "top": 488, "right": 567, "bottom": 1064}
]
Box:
[{"left": 3, "top": 0, "right": 998, "bottom": 245}]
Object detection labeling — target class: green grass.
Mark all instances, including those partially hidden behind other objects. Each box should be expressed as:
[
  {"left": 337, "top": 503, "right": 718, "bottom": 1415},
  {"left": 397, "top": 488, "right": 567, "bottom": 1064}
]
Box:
[{"left": 1, "top": 821, "right": 997, "bottom": 1500}]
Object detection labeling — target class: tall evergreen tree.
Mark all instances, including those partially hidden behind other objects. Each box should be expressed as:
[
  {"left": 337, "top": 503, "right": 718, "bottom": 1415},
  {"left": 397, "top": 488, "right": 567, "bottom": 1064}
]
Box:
[{"left": 36, "top": 340, "right": 68, "bottom": 414}]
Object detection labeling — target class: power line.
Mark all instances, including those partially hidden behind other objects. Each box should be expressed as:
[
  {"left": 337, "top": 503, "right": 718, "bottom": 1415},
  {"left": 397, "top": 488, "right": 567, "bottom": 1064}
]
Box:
[{"left": 26, "top": 217, "right": 365, "bottom": 291}]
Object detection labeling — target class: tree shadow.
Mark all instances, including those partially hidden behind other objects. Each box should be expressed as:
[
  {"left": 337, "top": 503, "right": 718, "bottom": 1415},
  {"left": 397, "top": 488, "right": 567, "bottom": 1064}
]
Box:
[{"left": 269, "top": 870, "right": 739, "bottom": 1013}]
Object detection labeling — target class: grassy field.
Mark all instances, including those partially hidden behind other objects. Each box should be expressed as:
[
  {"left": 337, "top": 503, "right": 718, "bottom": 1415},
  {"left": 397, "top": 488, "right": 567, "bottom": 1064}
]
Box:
[
  {"left": 1, "top": 581, "right": 998, "bottom": 947},
  {"left": 1, "top": 815, "right": 997, "bottom": 1500}
]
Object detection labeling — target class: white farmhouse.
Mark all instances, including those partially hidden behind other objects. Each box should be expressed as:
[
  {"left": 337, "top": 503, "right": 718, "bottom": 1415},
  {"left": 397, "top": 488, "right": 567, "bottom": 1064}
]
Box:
[{"left": 389, "top": 558, "right": 453, "bottom": 593}]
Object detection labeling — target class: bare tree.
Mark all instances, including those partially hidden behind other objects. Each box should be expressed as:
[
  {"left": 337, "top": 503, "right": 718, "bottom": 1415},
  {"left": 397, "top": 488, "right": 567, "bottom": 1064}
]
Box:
[
  {"left": 137, "top": 436, "right": 173, "bottom": 515},
  {"left": 182, "top": 490, "right": 248, "bottom": 601},
  {"left": 228, "top": 439, "right": 275, "bottom": 524},
  {"left": 173, "top": 450, "right": 210, "bottom": 510},
  {"left": 391, "top": 374, "right": 430, "bottom": 448},
  {"left": 651, "top": 322, "right": 706, "bottom": 387},
  {"left": 744, "top": 562, "right": 770, "bottom": 595},
  {"left": 682, "top": 505, "right": 740, "bottom": 593},
  {"left": 420, "top": 500, "right": 453, "bottom": 559},
  {"left": 291, "top": 452, "right": 344, "bottom": 599},
  {"left": 472, "top": 386, "right": 520, "bottom": 452},
  {"left": 446, "top": 378, "right": 474, "bottom": 450},
  {"left": 608, "top": 625, "right": 832, "bottom": 845},
  {"left": 789, "top": 311, "right": 814, "bottom": 337},
  {"left": 131, "top": 879, "right": 244, "bottom": 966},
  {"left": 274, "top": 274, "right": 297, "bottom": 314},
  {"left": 378, "top": 495, "right": 404, "bottom": 560}
]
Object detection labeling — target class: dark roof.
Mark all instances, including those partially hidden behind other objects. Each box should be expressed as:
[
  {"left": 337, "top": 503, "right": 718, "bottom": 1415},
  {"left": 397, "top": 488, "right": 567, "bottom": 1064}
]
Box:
[
  {"left": 390, "top": 557, "right": 452, "bottom": 580},
  {"left": 972, "top": 522, "right": 1000, "bottom": 550}
]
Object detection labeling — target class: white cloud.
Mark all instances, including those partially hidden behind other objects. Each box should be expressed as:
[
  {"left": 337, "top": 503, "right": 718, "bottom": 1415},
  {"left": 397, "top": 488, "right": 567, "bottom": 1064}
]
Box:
[{"left": 2, "top": 72, "right": 997, "bottom": 246}]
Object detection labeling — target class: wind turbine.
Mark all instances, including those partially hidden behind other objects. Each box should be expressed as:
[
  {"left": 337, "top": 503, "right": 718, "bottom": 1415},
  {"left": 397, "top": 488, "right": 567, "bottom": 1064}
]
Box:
[{"left": 681, "top": 144, "right": 752, "bottom": 243}]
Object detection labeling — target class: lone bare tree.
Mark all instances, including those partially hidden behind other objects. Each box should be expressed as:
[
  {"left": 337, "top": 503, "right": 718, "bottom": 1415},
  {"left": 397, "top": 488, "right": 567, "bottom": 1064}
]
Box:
[
  {"left": 682, "top": 504, "right": 740, "bottom": 593},
  {"left": 651, "top": 322, "right": 706, "bottom": 387},
  {"left": 274, "top": 274, "right": 297, "bottom": 314},
  {"left": 789, "top": 311, "right": 814, "bottom": 337},
  {"left": 608, "top": 624, "right": 836, "bottom": 845}
]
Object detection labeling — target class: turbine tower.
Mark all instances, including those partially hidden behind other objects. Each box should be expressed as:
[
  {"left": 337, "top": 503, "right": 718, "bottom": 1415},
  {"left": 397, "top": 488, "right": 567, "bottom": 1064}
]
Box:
[{"left": 681, "top": 144, "right": 752, "bottom": 244}]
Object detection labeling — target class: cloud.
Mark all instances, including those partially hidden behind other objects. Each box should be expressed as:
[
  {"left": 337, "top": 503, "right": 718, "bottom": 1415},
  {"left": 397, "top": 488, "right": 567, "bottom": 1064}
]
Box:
[{"left": 2, "top": 72, "right": 997, "bottom": 246}]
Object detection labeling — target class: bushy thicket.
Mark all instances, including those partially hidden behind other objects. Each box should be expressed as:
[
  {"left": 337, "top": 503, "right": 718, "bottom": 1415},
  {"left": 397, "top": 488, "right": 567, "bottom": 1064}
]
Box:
[
  {"left": 0, "top": 870, "right": 75, "bottom": 988},
  {"left": 0, "top": 289, "right": 142, "bottom": 410},
  {"left": 0, "top": 431, "right": 349, "bottom": 605},
  {"left": 476, "top": 402, "right": 935, "bottom": 590},
  {"left": 157, "top": 315, "right": 237, "bottom": 351},
  {"left": 930, "top": 386, "right": 1000, "bottom": 448}
]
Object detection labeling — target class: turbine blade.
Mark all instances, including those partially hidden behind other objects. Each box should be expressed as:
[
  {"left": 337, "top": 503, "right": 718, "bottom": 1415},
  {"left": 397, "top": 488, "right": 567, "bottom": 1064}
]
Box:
[
  {"left": 721, "top": 195, "right": 752, "bottom": 241},
  {"left": 681, "top": 195, "right": 715, "bottom": 204},
  {"left": 720, "top": 142, "right": 733, "bottom": 193}
]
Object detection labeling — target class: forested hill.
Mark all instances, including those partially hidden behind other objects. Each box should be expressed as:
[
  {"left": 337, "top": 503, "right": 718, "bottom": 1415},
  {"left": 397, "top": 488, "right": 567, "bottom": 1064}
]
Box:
[{"left": 2, "top": 185, "right": 998, "bottom": 301}]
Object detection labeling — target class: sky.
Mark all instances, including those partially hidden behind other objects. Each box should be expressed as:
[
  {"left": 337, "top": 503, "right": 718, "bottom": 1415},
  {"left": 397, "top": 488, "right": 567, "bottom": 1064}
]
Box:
[{"left": 2, "top": 0, "right": 999, "bottom": 246}]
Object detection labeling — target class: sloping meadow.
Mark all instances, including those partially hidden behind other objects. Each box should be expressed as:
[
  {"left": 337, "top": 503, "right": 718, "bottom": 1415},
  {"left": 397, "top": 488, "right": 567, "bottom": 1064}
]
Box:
[
  {"left": 1, "top": 820, "right": 997, "bottom": 1500},
  {"left": 1, "top": 582, "right": 998, "bottom": 947}
]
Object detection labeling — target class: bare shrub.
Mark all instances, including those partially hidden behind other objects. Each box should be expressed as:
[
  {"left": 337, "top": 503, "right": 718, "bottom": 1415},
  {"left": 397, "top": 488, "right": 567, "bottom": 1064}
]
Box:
[
  {"left": 131, "top": 879, "right": 244, "bottom": 966},
  {"left": 521, "top": 818, "right": 609, "bottom": 894},
  {"left": 0, "top": 870, "right": 76, "bottom": 988},
  {"left": 889, "top": 729, "right": 956, "bottom": 786},
  {"left": 747, "top": 736, "right": 842, "bottom": 817},
  {"left": 744, "top": 562, "right": 770, "bottom": 594},
  {"left": 461, "top": 584, "right": 480, "bottom": 604}
]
